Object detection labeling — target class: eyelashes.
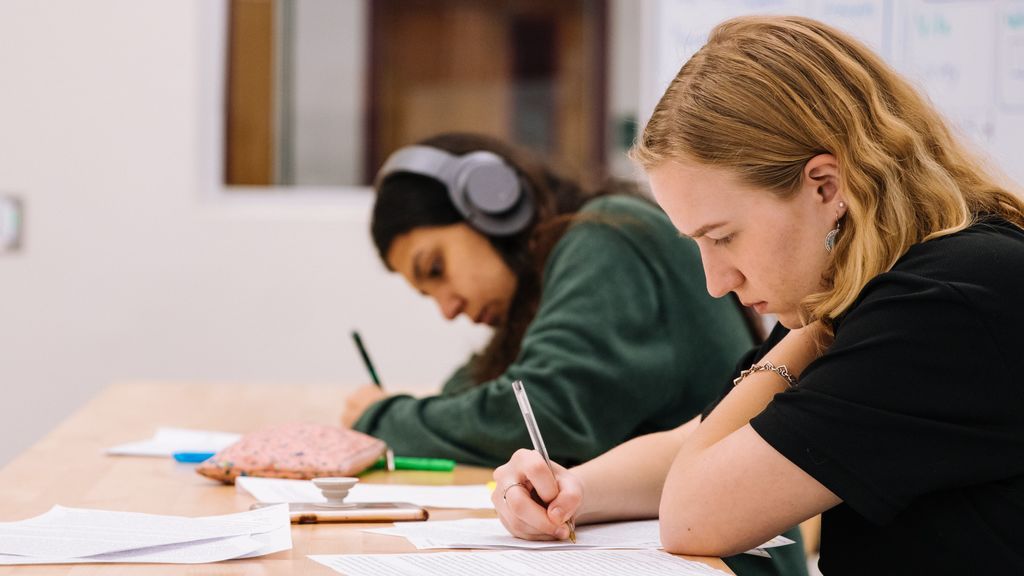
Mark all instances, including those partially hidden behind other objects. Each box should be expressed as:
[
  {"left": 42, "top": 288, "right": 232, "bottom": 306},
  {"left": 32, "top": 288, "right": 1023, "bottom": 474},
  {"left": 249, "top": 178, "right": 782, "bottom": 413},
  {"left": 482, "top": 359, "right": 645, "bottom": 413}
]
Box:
[{"left": 427, "top": 257, "right": 444, "bottom": 279}]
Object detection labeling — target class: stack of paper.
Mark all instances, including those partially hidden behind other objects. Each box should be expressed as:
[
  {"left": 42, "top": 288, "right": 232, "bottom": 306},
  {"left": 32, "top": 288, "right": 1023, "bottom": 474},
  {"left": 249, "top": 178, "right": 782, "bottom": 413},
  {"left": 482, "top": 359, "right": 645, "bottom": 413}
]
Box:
[
  {"left": 365, "top": 518, "right": 793, "bottom": 557},
  {"left": 0, "top": 504, "right": 291, "bottom": 564},
  {"left": 237, "top": 476, "right": 494, "bottom": 509},
  {"left": 106, "top": 427, "right": 241, "bottom": 457},
  {"left": 311, "top": 549, "right": 732, "bottom": 576}
]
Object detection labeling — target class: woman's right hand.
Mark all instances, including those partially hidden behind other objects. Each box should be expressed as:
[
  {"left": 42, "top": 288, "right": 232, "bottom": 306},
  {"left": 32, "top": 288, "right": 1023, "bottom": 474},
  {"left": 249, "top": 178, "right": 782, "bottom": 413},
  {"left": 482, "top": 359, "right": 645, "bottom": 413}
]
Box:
[{"left": 491, "top": 448, "right": 584, "bottom": 541}]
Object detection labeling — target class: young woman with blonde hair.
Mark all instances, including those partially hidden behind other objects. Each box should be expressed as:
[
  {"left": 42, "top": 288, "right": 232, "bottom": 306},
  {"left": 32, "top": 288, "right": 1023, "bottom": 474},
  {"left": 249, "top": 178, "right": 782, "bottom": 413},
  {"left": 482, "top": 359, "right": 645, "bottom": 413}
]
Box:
[{"left": 491, "top": 15, "right": 1024, "bottom": 575}]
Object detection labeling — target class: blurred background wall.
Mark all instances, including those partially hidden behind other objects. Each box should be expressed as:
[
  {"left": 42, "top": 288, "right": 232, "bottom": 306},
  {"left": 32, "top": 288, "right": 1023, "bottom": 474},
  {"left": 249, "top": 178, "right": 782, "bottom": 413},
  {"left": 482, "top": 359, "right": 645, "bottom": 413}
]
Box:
[
  {"left": 1, "top": 0, "right": 1020, "bottom": 468},
  {"left": 0, "top": 0, "right": 644, "bottom": 467},
  {"left": 0, "top": 1, "right": 482, "bottom": 466}
]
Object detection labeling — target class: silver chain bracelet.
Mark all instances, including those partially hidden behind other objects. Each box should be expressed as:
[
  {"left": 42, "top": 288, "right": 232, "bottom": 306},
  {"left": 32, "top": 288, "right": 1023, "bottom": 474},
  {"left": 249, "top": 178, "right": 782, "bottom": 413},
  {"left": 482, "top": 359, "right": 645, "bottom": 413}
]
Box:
[{"left": 732, "top": 361, "right": 798, "bottom": 388}]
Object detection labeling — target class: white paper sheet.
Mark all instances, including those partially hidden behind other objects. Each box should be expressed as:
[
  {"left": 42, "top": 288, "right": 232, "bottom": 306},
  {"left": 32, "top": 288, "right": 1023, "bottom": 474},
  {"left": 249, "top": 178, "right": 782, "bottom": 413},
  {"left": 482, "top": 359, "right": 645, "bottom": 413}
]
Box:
[
  {"left": 365, "top": 518, "right": 658, "bottom": 550},
  {"left": 310, "top": 549, "right": 731, "bottom": 576},
  {"left": 0, "top": 504, "right": 290, "bottom": 564},
  {"left": 106, "top": 427, "right": 241, "bottom": 457},
  {"left": 0, "top": 535, "right": 261, "bottom": 565},
  {"left": 236, "top": 476, "right": 494, "bottom": 509},
  {"left": 743, "top": 533, "right": 796, "bottom": 558},
  {"left": 236, "top": 520, "right": 294, "bottom": 559},
  {"left": 365, "top": 517, "right": 793, "bottom": 556},
  {"left": 750, "top": 534, "right": 793, "bottom": 550}
]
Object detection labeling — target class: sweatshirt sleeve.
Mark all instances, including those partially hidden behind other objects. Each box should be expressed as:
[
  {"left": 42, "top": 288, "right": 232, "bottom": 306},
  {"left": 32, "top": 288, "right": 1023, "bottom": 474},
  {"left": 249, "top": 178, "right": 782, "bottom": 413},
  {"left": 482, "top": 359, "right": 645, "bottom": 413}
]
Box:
[{"left": 352, "top": 219, "right": 687, "bottom": 467}]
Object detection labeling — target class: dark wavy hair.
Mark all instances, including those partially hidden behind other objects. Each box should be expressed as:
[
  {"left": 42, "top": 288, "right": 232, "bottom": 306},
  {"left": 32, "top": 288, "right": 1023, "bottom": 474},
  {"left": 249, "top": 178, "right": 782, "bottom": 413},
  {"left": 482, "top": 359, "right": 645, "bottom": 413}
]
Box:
[{"left": 371, "top": 133, "right": 650, "bottom": 383}]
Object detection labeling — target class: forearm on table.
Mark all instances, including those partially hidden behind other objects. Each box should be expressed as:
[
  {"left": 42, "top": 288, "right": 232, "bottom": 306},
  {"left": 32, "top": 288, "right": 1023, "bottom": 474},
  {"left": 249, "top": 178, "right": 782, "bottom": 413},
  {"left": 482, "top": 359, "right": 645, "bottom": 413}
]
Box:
[
  {"left": 661, "top": 325, "right": 825, "bottom": 517},
  {"left": 572, "top": 416, "right": 700, "bottom": 524}
]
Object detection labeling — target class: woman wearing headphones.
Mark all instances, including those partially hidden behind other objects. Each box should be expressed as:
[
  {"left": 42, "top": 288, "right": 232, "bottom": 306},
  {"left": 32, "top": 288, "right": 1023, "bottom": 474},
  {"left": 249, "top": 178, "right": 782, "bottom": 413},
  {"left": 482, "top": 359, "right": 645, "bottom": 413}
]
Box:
[
  {"left": 491, "top": 16, "right": 1024, "bottom": 575},
  {"left": 343, "top": 132, "right": 758, "bottom": 469}
]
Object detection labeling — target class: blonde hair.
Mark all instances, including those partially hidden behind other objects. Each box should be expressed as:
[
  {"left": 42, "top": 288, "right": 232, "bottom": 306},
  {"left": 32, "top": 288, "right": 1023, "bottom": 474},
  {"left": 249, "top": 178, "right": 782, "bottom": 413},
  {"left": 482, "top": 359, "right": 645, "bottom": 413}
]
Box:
[{"left": 633, "top": 15, "right": 1024, "bottom": 326}]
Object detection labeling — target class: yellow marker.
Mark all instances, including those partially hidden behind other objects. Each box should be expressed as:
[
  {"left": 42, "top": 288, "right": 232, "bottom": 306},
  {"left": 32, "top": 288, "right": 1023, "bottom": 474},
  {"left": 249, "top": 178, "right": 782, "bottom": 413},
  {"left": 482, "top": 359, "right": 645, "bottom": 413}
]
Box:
[{"left": 487, "top": 481, "right": 497, "bottom": 492}]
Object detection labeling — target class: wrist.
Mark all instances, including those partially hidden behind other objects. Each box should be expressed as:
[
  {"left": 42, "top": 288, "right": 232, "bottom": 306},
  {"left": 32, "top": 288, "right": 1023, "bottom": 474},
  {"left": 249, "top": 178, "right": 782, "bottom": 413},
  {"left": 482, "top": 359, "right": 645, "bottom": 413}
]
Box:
[
  {"left": 733, "top": 361, "right": 797, "bottom": 388},
  {"left": 759, "top": 325, "right": 825, "bottom": 378},
  {"left": 570, "top": 468, "right": 597, "bottom": 523}
]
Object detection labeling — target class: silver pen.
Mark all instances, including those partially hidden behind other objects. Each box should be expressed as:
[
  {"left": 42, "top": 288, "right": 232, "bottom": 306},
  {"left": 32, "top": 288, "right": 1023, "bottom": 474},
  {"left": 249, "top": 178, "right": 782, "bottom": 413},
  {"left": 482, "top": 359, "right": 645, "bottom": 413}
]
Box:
[{"left": 511, "top": 379, "right": 576, "bottom": 543}]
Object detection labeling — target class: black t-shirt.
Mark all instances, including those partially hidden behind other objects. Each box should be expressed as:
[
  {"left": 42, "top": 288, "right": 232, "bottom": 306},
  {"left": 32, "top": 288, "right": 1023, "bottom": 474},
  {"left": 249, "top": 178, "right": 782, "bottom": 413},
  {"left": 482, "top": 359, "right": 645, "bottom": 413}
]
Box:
[{"left": 745, "top": 217, "right": 1024, "bottom": 575}]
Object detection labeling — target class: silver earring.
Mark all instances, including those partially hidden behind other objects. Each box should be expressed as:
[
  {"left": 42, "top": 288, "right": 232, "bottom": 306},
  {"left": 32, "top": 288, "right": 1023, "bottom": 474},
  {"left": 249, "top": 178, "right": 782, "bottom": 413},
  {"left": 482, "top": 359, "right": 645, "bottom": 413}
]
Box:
[
  {"left": 825, "top": 220, "right": 840, "bottom": 253},
  {"left": 825, "top": 202, "right": 845, "bottom": 254}
]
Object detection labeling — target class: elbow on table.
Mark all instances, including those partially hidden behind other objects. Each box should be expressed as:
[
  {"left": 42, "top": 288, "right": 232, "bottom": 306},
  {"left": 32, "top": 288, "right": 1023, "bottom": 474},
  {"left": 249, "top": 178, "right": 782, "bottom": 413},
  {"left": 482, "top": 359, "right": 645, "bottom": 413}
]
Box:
[{"left": 659, "top": 507, "right": 749, "bottom": 558}]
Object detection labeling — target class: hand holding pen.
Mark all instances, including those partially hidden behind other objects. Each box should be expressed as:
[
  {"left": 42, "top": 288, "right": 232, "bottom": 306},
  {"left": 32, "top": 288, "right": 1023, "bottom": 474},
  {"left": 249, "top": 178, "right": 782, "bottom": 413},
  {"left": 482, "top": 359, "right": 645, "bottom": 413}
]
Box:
[{"left": 492, "top": 380, "right": 580, "bottom": 543}]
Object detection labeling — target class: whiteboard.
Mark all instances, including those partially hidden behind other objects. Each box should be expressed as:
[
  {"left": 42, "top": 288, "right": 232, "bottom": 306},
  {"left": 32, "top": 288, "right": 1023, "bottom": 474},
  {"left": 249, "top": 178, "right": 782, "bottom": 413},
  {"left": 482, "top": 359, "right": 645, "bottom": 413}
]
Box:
[{"left": 639, "top": 0, "right": 1024, "bottom": 186}]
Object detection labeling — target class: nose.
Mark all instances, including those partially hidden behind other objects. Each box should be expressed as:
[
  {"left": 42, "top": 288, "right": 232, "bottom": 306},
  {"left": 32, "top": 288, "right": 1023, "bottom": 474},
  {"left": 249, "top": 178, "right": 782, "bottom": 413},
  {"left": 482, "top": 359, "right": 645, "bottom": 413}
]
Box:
[
  {"left": 433, "top": 288, "right": 465, "bottom": 320},
  {"left": 701, "top": 252, "right": 744, "bottom": 299}
]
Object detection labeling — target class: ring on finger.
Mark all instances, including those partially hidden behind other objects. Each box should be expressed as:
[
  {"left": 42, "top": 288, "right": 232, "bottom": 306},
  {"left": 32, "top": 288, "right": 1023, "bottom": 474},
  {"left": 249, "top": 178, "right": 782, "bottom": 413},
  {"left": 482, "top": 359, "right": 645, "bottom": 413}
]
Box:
[{"left": 502, "top": 482, "right": 526, "bottom": 502}]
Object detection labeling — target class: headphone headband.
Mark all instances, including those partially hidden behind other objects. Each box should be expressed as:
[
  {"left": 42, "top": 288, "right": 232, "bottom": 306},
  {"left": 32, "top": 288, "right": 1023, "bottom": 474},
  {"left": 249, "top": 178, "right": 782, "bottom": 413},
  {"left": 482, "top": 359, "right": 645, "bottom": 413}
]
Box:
[{"left": 376, "top": 145, "right": 534, "bottom": 236}]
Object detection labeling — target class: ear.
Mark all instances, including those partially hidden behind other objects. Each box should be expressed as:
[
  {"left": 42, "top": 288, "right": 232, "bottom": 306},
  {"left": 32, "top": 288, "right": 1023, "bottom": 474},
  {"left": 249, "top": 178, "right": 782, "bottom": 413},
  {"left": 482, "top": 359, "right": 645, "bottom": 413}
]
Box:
[{"left": 803, "top": 154, "right": 843, "bottom": 209}]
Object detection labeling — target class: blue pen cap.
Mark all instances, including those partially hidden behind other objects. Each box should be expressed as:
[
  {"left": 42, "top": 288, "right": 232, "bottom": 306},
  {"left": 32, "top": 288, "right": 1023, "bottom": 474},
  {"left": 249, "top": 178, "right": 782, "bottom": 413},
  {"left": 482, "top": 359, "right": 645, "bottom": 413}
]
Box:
[{"left": 172, "top": 451, "right": 216, "bottom": 463}]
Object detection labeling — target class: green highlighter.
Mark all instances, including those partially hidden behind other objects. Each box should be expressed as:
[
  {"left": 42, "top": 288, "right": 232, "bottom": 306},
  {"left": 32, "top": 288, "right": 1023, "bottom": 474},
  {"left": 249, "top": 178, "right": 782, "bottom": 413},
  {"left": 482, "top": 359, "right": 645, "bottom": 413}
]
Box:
[
  {"left": 390, "top": 456, "right": 456, "bottom": 471},
  {"left": 368, "top": 453, "right": 456, "bottom": 472}
]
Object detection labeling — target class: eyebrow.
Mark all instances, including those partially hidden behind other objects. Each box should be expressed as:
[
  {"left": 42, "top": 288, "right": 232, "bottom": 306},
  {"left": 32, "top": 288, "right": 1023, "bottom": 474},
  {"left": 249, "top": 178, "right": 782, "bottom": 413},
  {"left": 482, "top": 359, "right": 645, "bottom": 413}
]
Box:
[{"left": 680, "top": 222, "right": 728, "bottom": 239}]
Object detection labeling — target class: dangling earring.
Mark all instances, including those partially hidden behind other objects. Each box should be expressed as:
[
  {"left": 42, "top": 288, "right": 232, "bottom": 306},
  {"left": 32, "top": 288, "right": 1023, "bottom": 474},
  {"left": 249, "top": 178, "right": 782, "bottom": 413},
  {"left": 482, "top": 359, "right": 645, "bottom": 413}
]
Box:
[
  {"left": 824, "top": 221, "right": 840, "bottom": 254},
  {"left": 825, "top": 201, "right": 846, "bottom": 254}
]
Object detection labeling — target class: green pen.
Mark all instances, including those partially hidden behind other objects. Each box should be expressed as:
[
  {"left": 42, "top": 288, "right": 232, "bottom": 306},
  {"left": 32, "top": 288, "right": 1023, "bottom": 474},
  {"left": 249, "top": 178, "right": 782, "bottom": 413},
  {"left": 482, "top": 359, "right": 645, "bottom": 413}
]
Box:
[{"left": 351, "top": 330, "right": 383, "bottom": 389}]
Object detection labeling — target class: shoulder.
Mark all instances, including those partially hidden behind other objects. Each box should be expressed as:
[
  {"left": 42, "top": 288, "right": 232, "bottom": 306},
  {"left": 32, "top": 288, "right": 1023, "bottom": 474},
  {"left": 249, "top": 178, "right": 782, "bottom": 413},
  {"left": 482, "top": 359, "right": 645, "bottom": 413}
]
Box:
[
  {"left": 577, "top": 194, "right": 665, "bottom": 223},
  {"left": 849, "top": 217, "right": 1024, "bottom": 312},
  {"left": 547, "top": 194, "right": 692, "bottom": 271},
  {"left": 892, "top": 216, "right": 1024, "bottom": 281},
  {"left": 832, "top": 217, "right": 1024, "bottom": 365},
  {"left": 559, "top": 194, "right": 677, "bottom": 248}
]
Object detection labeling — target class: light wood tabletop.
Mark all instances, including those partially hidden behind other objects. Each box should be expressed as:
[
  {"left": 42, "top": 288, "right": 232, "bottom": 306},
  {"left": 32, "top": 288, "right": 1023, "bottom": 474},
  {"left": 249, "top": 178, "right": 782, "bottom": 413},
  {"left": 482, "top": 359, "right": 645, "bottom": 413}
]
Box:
[{"left": 0, "top": 382, "right": 732, "bottom": 575}]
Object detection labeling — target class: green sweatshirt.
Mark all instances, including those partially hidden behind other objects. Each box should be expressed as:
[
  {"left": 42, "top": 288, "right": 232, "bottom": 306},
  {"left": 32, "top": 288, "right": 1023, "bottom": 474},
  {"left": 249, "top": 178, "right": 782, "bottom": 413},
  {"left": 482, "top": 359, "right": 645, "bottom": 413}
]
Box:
[{"left": 354, "top": 195, "right": 753, "bottom": 467}]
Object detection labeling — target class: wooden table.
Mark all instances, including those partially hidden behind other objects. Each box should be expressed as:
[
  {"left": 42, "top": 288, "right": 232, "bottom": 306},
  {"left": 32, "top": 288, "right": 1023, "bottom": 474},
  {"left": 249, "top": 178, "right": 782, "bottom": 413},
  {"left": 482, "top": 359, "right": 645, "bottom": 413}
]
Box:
[{"left": 0, "top": 382, "right": 732, "bottom": 574}]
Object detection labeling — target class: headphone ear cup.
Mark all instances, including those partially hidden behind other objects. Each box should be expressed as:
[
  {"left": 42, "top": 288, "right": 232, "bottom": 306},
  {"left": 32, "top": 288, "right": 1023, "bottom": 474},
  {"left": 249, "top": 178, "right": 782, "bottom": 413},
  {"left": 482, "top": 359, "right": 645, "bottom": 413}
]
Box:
[
  {"left": 451, "top": 152, "right": 535, "bottom": 236},
  {"left": 461, "top": 162, "right": 521, "bottom": 215},
  {"left": 376, "top": 145, "right": 535, "bottom": 237}
]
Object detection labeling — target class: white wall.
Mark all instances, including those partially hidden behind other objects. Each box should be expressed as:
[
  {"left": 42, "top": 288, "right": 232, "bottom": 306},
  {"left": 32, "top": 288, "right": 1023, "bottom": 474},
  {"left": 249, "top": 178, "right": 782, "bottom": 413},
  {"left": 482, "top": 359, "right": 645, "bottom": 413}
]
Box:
[{"left": 0, "top": 0, "right": 489, "bottom": 467}]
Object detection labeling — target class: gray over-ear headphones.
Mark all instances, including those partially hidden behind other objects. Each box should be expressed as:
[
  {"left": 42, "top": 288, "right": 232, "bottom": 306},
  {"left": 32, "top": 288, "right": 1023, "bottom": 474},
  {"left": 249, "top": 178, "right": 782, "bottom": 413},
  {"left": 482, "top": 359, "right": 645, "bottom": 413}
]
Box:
[{"left": 375, "top": 145, "right": 535, "bottom": 236}]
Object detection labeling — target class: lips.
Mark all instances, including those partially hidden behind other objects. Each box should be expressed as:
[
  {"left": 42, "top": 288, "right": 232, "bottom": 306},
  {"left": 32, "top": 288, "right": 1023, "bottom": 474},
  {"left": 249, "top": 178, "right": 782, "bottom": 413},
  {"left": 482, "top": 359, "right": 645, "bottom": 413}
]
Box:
[
  {"left": 474, "top": 305, "right": 493, "bottom": 326},
  {"left": 742, "top": 300, "right": 768, "bottom": 314}
]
